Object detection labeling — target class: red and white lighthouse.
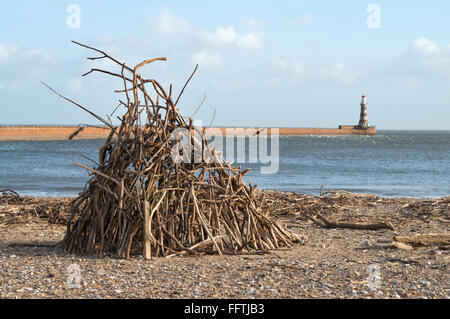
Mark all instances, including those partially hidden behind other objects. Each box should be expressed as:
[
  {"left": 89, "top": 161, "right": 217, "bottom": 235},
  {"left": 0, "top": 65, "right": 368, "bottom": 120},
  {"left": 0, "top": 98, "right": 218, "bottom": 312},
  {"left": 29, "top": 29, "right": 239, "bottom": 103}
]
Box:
[{"left": 358, "top": 94, "right": 368, "bottom": 128}]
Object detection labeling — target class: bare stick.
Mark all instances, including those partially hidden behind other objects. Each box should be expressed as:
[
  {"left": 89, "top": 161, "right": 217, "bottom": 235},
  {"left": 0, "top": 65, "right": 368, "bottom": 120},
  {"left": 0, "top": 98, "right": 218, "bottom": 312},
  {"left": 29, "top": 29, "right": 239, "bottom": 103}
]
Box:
[
  {"left": 310, "top": 212, "right": 394, "bottom": 231},
  {"left": 175, "top": 64, "right": 198, "bottom": 107},
  {"left": 41, "top": 82, "right": 113, "bottom": 129},
  {"left": 143, "top": 200, "right": 151, "bottom": 260}
]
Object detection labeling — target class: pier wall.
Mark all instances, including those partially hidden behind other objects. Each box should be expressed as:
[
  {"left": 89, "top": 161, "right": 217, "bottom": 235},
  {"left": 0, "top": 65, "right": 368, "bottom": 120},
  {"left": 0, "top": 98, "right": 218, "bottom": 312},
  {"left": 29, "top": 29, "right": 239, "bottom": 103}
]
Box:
[
  {"left": 204, "top": 127, "right": 376, "bottom": 136},
  {"left": 0, "top": 125, "right": 376, "bottom": 141},
  {"left": 0, "top": 126, "right": 111, "bottom": 141}
]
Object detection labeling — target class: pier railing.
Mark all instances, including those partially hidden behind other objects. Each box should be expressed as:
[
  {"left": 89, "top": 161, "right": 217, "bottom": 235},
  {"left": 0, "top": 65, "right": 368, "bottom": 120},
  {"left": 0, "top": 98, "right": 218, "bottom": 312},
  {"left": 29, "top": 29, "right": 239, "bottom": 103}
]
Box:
[
  {"left": 0, "top": 124, "right": 113, "bottom": 128},
  {"left": 0, "top": 124, "right": 81, "bottom": 127}
]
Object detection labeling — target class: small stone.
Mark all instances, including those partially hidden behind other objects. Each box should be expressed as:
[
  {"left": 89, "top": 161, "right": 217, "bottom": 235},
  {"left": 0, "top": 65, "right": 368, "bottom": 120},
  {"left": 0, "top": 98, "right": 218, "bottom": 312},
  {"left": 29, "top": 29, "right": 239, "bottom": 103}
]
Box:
[{"left": 246, "top": 288, "right": 255, "bottom": 294}]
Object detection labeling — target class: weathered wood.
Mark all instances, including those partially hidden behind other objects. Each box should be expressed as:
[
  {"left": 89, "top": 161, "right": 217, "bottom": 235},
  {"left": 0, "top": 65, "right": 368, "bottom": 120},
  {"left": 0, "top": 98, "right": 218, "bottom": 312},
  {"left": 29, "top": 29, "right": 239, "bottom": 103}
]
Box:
[
  {"left": 311, "top": 212, "right": 394, "bottom": 231},
  {"left": 68, "top": 125, "right": 85, "bottom": 140},
  {"left": 190, "top": 187, "right": 223, "bottom": 256},
  {"left": 143, "top": 200, "right": 151, "bottom": 260},
  {"left": 394, "top": 233, "right": 450, "bottom": 246},
  {"left": 391, "top": 241, "right": 414, "bottom": 250},
  {"left": 57, "top": 41, "right": 301, "bottom": 258}
]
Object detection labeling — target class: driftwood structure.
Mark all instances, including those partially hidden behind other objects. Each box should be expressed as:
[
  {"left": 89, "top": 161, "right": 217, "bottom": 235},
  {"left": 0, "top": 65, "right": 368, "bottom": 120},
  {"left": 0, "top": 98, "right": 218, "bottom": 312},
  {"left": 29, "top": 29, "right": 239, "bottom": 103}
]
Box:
[{"left": 49, "top": 41, "right": 302, "bottom": 259}]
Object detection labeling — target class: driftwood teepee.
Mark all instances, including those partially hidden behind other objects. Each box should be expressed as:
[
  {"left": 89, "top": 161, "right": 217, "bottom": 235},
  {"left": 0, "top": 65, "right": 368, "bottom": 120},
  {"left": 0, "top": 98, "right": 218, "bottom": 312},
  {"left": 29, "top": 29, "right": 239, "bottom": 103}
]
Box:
[{"left": 55, "top": 41, "right": 301, "bottom": 259}]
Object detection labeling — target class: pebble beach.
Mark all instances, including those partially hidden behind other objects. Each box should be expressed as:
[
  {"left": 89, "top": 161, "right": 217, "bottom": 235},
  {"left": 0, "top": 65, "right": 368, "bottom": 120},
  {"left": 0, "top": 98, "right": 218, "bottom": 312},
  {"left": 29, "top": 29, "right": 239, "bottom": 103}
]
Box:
[{"left": 0, "top": 191, "right": 448, "bottom": 299}]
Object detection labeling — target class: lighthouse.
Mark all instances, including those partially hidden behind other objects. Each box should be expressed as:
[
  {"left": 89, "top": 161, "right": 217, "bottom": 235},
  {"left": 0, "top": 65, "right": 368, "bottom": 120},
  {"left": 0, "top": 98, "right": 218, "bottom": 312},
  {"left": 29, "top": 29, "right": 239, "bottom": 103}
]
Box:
[
  {"left": 337, "top": 94, "right": 376, "bottom": 134},
  {"left": 358, "top": 94, "right": 368, "bottom": 128}
]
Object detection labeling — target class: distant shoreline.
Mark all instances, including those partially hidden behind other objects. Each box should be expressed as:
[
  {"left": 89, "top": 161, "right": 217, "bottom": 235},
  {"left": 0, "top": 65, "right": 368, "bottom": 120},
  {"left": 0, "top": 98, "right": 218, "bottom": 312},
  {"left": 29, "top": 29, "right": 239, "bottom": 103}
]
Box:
[{"left": 0, "top": 125, "right": 376, "bottom": 141}]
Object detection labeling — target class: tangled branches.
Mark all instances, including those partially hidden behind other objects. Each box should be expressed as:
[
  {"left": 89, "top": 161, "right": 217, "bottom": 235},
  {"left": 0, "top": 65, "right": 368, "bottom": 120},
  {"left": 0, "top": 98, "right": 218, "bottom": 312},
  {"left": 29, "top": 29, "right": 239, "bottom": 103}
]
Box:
[{"left": 50, "top": 41, "right": 302, "bottom": 259}]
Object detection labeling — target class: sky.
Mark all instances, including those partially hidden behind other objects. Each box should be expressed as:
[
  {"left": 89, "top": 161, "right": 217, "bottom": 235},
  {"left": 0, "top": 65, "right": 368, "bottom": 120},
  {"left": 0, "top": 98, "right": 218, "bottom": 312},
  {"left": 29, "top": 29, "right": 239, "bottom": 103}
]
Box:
[{"left": 0, "top": 0, "right": 449, "bottom": 130}]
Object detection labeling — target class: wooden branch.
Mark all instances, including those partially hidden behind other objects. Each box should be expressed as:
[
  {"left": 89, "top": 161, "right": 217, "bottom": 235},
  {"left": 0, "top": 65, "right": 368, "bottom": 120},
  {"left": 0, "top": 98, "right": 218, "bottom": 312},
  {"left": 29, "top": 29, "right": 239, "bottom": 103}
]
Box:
[
  {"left": 82, "top": 68, "right": 133, "bottom": 82},
  {"left": 68, "top": 125, "right": 85, "bottom": 140},
  {"left": 73, "top": 162, "right": 122, "bottom": 188},
  {"left": 394, "top": 233, "right": 450, "bottom": 246},
  {"left": 190, "top": 186, "right": 223, "bottom": 255},
  {"left": 0, "top": 188, "right": 20, "bottom": 197},
  {"left": 41, "top": 81, "right": 113, "bottom": 129},
  {"left": 143, "top": 200, "right": 151, "bottom": 260},
  {"left": 391, "top": 241, "right": 414, "bottom": 250},
  {"left": 71, "top": 40, "right": 133, "bottom": 73},
  {"left": 175, "top": 64, "right": 198, "bottom": 107},
  {"left": 310, "top": 212, "right": 395, "bottom": 231}
]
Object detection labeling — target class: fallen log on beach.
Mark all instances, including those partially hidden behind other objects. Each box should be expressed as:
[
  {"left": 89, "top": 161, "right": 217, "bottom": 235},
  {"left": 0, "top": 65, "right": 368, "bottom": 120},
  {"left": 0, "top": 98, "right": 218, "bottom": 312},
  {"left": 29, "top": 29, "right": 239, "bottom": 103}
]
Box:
[
  {"left": 308, "top": 211, "right": 395, "bottom": 231},
  {"left": 394, "top": 233, "right": 450, "bottom": 247}
]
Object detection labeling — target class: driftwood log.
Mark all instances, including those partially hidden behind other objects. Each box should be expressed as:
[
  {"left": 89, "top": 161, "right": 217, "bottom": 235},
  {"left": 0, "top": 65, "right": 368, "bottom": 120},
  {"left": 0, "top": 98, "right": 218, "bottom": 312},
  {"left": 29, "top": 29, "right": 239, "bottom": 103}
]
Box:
[
  {"left": 309, "top": 211, "right": 394, "bottom": 231},
  {"left": 391, "top": 241, "right": 414, "bottom": 250},
  {"left": 394, "top": 233, "right": 450, "bottom": 247}
]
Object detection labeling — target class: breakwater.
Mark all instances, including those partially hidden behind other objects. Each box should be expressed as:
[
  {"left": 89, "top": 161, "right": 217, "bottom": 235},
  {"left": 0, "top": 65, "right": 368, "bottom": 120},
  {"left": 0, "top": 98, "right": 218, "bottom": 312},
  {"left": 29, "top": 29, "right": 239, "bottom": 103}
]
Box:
[
  {"left": 0, "top": 125, "right": 112, "bottom": 141},
  {"left": 0, "top": 125, "right": 376, "bottom": 141}
]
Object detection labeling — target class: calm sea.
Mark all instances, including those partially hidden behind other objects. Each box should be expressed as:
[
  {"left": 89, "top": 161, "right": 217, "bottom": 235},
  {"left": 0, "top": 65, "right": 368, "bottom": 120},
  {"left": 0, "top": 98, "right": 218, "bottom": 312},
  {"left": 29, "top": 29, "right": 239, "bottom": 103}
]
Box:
[{"left": 0, "top": 130, "right": 448, "bottom": 198}]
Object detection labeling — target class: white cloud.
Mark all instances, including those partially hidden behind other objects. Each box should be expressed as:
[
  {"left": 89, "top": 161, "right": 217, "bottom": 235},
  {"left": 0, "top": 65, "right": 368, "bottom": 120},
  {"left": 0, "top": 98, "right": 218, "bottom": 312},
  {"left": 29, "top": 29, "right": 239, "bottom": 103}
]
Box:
[
  {"left": 0, "top": 44, "right": 18, "bottom": 62},
  {"left": 66, "top": 78, "right": 83, "bottom": 93},
  {"left": 198, "top": 26, "right": 264, "bottom": 50},
  {"left": 286, "top": 14, "right": 312, "bottom": 27},
  {"left": 0, "top": 43, "right": 62, "bottom": 87},
  {"left": 192, "top": 51, "right": 222, "bottom": 68},
  {"left": 410, "top": 37, "right": 439, "bottom": 54},
  {"left": 154, "top": 11, "right": 191, "bottom": 35},
  {"left": 391, "top": 38, "right": 450, "bottom": 81},
  {"left": 273, "top": 58, "right": 288, "bottom": 69},
  {"left": 0, "top": 44, "right": 54, "bottom": 65},
  {"left": 198, "top": 26, "right": 263, "bottom": 50},
  {"left": 267, "top": 38, "right": 450, "bottom": 86},
  {"left": 317, "top": 62, "right": 357, "bottom": 83},
  {"left": 270, "top": 58, "right": 361, "bottom": 85},
  {"left": 245, "top": 19, "right": 263, "bottom": 29},
  {"left": 198, "top": 26, "right": 237, "bottom": 45},
  {"left": 147, "top": 12, "right": 264, "bottom": 51},
  {"left": 236, "top": 32, "right": 263, "bottom": 50}
]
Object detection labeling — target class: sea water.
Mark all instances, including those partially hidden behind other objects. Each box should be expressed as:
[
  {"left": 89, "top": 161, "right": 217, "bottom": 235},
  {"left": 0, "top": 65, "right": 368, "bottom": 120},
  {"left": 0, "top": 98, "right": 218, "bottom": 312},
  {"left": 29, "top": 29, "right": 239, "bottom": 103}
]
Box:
[{"left": 0, "top": 130, "right": 448, "bottom": 198}]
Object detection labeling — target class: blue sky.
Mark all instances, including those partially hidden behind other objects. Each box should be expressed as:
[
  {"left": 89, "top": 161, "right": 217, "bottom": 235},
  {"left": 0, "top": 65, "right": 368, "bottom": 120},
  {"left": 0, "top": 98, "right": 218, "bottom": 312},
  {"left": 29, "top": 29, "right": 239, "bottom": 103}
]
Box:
[{"left": 0, "top": 1, "right": 449, "bottom": 129}]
